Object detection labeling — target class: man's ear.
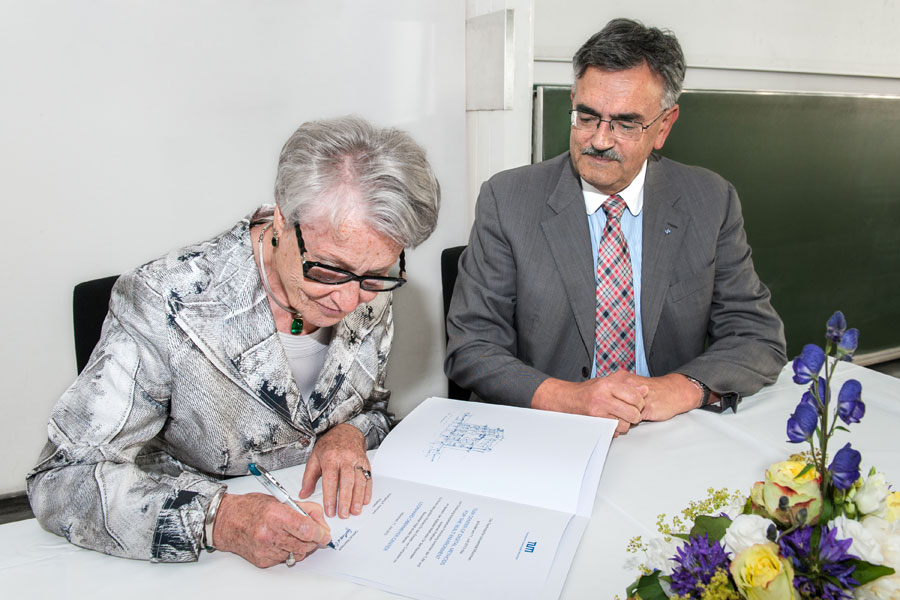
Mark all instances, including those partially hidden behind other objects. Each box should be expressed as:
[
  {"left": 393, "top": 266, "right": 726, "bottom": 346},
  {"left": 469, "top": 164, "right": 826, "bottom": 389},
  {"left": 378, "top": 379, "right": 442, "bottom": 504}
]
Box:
[{"left": 652, "top": 104, "right": 680, "bottom": 150}]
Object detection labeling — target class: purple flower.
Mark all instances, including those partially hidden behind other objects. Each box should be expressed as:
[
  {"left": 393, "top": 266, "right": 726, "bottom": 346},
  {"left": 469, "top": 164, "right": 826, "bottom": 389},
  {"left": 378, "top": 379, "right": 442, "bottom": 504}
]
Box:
[
  {"left": 792, "top": 344, "right": 825, "bottom": 384},
  {"left": 787, "top": 400, "right": 818, "bottom": 442},
  {"left": 669, "top": 534, "right": 731, "bottom": 599},
  {"left": 836, "top": 379, "right": 864, "bottom": 424},
  {"left": 829, "top": 443, "right": 861, "bottom": 490},
  {"left": 810, "top": 377, "right": 830, "bottom": 407},
  {"left": 837, "top": 328, "right": 859, "bottom": 361},
  {"left": 779, "top": 525, "right": 858, "bottom": 600},
  {"left": 826, "top": 311, "right": 847, "bottom": 343},
  {"left": 800, "top": 390, "right": 819, "bottom": 410}
]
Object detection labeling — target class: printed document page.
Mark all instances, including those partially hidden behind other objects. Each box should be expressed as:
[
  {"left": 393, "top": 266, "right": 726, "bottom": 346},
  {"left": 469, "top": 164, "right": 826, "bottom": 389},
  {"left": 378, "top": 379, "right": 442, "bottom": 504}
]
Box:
[
  {"left": 299, "top": 477, "right": 576, "bottom": 600},
  {"left": 374, "top": 397, "right": 617, "bottom": 516}
]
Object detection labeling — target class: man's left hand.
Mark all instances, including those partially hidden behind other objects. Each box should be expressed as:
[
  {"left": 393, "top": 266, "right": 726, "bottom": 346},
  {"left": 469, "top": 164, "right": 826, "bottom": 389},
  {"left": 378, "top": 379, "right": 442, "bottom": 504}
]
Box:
[
  {"left": 623, "top": 373, "right": 715, "bottom": 422},
  {"left": 298, "top": 423, "right": 372, "bottom": 519}
]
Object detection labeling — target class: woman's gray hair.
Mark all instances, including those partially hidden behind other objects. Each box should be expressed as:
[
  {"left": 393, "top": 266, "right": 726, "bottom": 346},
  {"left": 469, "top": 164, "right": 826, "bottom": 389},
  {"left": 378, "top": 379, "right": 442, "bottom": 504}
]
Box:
[
  {"left": 274, "top": 115, "right": 441, "bottom": 248},
  {"left": 573, "top": 18, "right": 686, "bottom": 110}
]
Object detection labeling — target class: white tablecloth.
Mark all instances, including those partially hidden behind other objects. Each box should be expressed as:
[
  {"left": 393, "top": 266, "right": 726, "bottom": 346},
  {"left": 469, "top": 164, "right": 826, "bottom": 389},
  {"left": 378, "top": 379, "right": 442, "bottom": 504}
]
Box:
[{"left": 1, "top": 362, "right": 897, "bottom": 598}]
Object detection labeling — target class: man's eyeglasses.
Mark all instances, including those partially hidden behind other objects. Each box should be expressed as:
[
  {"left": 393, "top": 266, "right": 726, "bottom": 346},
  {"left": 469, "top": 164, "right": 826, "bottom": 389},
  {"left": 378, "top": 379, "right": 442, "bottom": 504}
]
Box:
[
  {"left": 569, "top": 108, "right": 669, "bottom": 141},
  {"left": 294, "top": 223, "right": 406, "bottom": 292}
]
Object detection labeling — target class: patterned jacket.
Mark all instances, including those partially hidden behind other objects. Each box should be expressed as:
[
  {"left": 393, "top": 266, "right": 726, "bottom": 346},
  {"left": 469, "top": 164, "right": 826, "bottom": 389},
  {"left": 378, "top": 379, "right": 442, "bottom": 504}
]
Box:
[{"left": 26, "top": 206, "right": 394, "bottom": 562}]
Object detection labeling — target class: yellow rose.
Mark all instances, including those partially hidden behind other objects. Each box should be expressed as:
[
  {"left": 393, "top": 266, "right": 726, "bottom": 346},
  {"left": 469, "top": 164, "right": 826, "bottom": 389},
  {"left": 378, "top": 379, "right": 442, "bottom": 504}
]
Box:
[
  {"left": 730, "top": 542, "right": 797, "bottom": 600},
  {"left": 750, "top": 461, "right": 822, "bottom": 526},
  {"left": 885, "top": 491, "right": 900, "bottom": 522}
]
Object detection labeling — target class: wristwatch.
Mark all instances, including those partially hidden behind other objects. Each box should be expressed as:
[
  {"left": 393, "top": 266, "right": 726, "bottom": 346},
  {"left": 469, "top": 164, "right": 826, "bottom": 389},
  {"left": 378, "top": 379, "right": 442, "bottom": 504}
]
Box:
[{"left": 684, "top": 375, "right": 711, "bottom": 409}]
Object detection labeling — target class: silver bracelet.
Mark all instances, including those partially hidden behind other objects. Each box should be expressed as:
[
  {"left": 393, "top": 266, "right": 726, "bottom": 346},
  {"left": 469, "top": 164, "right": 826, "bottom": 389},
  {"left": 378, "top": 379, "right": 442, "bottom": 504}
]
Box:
[{"left": 203, "top": 486, "right": 228, "bottom": 552}]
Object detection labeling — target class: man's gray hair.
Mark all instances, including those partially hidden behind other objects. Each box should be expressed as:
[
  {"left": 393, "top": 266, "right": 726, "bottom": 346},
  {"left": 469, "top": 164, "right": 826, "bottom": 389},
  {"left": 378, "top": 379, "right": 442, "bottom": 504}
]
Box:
[
  {"left": 274, "top": 115, "right": 441, "bottom": 248},
  {"left": 573, "top": 18, "right": 686, "bottom": 110}
]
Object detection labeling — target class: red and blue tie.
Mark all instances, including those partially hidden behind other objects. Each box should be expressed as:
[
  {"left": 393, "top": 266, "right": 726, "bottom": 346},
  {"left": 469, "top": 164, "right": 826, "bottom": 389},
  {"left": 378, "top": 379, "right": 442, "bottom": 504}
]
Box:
[{"left": 594, "top": 194, "right": 636, "bottom": 376}]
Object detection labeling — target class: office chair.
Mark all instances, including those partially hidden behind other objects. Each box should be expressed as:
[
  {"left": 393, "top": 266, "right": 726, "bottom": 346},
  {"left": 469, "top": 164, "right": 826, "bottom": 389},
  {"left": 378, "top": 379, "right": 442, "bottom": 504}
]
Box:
[
  {"left": 72, "top": 275, "right": 119, "bottom": 374},
  {"left": 440, "top": 246, "right": 470, "bottom": 400}
]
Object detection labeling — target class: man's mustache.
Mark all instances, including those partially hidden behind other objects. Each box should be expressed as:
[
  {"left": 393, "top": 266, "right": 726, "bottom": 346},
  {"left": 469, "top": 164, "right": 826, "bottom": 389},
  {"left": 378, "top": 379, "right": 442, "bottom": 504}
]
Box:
[{"left": 581, "top": 147, "right": 623, "bottom": 162}]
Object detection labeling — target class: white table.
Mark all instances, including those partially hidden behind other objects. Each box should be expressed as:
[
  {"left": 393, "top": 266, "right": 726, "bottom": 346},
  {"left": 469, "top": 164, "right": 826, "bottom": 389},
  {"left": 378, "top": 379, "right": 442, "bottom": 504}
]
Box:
[{"left": 2, "top": 362, "right": 897, "bottom": 598}]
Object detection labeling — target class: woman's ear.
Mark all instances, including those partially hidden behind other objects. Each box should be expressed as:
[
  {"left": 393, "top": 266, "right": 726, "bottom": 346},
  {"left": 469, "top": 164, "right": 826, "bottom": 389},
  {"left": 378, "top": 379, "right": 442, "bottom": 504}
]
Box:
[{"left": 273, "top": 205, "right": 286, "bottom": 235}]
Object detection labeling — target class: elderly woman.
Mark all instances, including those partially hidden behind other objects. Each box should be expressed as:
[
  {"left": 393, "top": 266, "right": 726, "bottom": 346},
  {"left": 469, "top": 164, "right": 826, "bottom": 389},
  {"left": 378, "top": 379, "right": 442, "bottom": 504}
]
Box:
[{"left": 26, "top": 116, "right": 440, "bottom": 568}]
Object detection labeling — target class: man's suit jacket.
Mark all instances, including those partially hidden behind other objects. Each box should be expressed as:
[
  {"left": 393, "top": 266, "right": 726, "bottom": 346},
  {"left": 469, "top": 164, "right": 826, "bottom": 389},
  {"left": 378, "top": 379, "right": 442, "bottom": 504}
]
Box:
[
  {"left": 27, "top": 207, "right": 394, "bottom": 562},
  {"left": 445, "top": 152, "right": 787, "bottom": 407}
]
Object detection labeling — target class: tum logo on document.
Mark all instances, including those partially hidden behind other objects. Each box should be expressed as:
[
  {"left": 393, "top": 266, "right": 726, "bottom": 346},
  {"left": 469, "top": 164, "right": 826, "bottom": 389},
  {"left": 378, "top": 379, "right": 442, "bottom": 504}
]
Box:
[{"left": 516, "top": 533, "right": 538, "bottom": 559}]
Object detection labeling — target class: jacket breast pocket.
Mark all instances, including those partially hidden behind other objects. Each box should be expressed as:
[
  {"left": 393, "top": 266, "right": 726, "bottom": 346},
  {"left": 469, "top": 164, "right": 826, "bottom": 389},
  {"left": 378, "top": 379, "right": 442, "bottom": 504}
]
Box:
[{"left": 667, "top": 258, "right": 715, "bottom": 304}]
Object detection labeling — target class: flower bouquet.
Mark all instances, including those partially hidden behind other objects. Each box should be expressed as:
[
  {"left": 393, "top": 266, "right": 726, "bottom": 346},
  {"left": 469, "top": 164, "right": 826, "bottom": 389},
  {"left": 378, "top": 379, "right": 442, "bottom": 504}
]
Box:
[{"left": 625, "top": 312, "right": 899, "bottom": 600}]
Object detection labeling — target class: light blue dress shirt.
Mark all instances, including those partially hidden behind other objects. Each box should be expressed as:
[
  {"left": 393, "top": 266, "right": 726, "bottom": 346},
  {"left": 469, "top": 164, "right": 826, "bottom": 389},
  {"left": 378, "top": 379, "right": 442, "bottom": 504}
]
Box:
[{"left": 582, "top": 160, "right": 650, "bottom": 377}]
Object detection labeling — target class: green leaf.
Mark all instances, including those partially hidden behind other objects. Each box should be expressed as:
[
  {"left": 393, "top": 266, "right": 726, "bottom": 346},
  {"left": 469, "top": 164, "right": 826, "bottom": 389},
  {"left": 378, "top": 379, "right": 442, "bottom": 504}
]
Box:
[
  {"left": 689, "top": 515, "right": 732, "bottom": 542},
  {"left": 795, "top": 464, "right": 815, "bottom": 479},
  {"left": 834, "top": 425, "right": 850, "bottom": 433},
  {"left": 742, "top": 498, "right": 754, "bottom": 515},
  {"left": 625, "top": 571, "right": 669, "bottom": 600},
  {"left": 671, "top": 533, "right": 691, "bottom": 541},
  {"left": 820, "top": 497, "right": 834, "bottom": 524},
  {"left": 810, "top": 525, "right": 822, "bottom": 549},
  {"left": 850, "top": 559, "right": 896, "bottom": 586}
]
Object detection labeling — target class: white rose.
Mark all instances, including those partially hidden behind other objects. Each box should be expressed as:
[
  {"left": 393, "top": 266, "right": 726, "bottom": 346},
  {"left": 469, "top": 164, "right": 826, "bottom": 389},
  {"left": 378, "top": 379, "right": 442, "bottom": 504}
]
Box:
[
  {"left": 831, "top": 515, "right": 885, "bottom": 565},
  {"left": 722, "top": 514, "right": 775, "bottom": 556},
  {"left": 862, "top": 516, "right": 900, "bottom": 569},
  {"left": 855, "top": 517, "right": 900, "bottom": 600},
  {"left": 853, "top": 573, "right": 900, "bottom": 600},
  {"left": 644, "top": 537, "right": 683, "bottom": 576},
  {"left": 720, "top": 496, "right": 749, "bottom": 521},
  {"left": 855, "top": 473, "right": 891, "bottom": 517}
]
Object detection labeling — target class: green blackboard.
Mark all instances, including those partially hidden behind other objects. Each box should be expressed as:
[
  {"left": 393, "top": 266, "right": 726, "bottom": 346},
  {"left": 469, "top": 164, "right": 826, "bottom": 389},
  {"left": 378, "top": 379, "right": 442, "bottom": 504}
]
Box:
[{"left": 534, "top": 86, "right": 900, "bottom": 359}]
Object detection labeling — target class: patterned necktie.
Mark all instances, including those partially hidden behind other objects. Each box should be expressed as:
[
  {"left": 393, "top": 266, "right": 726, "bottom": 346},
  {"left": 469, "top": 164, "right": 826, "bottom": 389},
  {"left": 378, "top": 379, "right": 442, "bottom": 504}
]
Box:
[{"left": 594, "top": 194, "right": 636, "bottom": 376}]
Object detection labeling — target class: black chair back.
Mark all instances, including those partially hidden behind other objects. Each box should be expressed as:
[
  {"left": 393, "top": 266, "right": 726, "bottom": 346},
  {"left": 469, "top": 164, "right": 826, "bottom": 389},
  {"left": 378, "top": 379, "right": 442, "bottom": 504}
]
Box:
[
  {"left": 440, "top": 246, "right": 470, "bottom": 400},
  {"left": 73, "top": 275, "right": 119, "bottom": 373}
]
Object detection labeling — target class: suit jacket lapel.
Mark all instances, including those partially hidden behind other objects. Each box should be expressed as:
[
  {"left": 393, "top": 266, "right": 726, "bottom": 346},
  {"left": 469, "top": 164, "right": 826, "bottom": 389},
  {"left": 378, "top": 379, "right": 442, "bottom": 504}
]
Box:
[
  {"left": 305, "top": 293, "right": 390, "bottom": 429},
  {"left": 541, "top": 156, "right": 595, "bottom": 358},
  {"left": 177, "top": 221, "right": 312, "bottom": 432},
  {"left": 219, "top": 265, "right": 312, "bottom": 431},
  {"left": 641, "top": 156, "right": 687, "bottom": 358}
]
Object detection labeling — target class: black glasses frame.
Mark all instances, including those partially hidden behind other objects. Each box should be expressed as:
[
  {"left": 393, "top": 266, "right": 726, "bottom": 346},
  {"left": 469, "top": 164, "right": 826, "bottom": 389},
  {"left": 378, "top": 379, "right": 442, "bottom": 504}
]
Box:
[
  {"left": 294, "top": 223, "right": 406, "bottom": 292},
  {"left": 569, "top": 107, "right": 670, "bottom": 140}
]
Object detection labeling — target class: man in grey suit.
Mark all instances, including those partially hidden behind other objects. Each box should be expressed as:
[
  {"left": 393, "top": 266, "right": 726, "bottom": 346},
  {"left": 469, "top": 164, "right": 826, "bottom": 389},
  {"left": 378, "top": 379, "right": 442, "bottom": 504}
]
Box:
[{"left": 445, "top": 18, "right": 786, "bottom": 435}]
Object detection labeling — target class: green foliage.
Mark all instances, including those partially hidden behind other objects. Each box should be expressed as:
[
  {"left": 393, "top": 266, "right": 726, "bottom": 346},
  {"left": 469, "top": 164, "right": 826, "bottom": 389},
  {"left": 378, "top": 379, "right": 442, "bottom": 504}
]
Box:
[
  {"left": 795, "top": 463, "right": 814, "bottom": 480},
  {"left": 689, "top": 515, "right": 732, "bottom": 543},
  {"left": 850, "top": 559, "right": 896, "bottom": 586},
  {"left": 625, "top": 571, "right": 668, "bottom": 600}
]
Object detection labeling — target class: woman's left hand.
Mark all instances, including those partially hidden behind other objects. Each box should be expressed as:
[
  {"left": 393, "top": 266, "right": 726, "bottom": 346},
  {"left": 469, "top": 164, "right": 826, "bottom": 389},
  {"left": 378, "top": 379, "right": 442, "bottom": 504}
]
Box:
[{"left": 299, "top": 423, "right": 372, "bottom": 519}]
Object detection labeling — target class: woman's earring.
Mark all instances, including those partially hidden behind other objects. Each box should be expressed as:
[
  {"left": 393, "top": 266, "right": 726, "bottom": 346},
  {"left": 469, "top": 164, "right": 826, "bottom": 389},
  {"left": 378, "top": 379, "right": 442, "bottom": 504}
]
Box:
[{"left": 271, "top": 231, "right": 279, "bottom": 247}]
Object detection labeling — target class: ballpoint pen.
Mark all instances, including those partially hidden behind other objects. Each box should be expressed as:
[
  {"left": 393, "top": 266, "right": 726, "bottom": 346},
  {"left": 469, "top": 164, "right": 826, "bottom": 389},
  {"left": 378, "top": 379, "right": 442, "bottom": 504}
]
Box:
[{"left": 247, "top": 462, "right": 335, "bottom": 548}]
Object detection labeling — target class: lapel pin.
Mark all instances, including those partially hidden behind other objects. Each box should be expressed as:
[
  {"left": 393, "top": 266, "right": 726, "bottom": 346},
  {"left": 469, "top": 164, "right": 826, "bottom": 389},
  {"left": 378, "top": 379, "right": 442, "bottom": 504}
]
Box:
[{"left": 664, "top": 228, "right": 671, "bottom": 235}]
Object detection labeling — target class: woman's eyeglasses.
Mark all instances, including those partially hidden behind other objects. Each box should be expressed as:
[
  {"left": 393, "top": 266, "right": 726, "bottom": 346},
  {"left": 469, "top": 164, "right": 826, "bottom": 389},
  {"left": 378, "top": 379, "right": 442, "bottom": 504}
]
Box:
[{"left": 294, "top": 223, "right": 406, "bottom": 292}]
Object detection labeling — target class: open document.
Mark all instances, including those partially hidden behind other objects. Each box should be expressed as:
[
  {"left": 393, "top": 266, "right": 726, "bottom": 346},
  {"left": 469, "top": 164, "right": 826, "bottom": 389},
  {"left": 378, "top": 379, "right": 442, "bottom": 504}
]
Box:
[{"left": 297, "top": 397, "right": 617, "bottom": 600}]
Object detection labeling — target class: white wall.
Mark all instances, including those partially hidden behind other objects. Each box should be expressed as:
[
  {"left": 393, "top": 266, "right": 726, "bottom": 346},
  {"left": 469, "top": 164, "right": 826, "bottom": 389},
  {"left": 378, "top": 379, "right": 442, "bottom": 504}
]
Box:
[
  {"left": 0, "top": 0, "right": 466, "bottom": 495},
  {"left": 532, "top": 0, "right": 900, "bottom": 95}
]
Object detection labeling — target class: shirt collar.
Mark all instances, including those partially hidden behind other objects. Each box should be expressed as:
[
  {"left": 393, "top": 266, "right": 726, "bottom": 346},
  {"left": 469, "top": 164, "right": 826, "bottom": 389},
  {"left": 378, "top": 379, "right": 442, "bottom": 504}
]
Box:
[{"left": 582, "top": 159, "right": 647, "bottom": 216}]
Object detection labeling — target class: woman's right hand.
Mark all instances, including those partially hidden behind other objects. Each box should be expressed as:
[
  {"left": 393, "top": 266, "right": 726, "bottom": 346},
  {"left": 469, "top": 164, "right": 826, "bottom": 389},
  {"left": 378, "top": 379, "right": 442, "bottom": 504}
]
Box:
[{"left": 212, "top": 493, "right": 332, "bottom": 568}]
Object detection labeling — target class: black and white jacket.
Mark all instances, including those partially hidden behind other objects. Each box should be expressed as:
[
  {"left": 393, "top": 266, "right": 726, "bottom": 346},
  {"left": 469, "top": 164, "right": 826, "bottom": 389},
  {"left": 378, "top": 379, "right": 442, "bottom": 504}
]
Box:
[{"left": 27, "top": 206, "right": 394, "bottom": 562}]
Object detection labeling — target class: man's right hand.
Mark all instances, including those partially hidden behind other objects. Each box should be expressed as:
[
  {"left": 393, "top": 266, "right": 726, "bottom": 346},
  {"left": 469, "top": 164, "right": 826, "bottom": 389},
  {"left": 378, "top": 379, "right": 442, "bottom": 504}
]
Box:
[
  {"left": 212, "top": 492, "right": 332, "bottom": 568},
  {"left": 531, "top": 371, "right": 648, "bottom": 435}
]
